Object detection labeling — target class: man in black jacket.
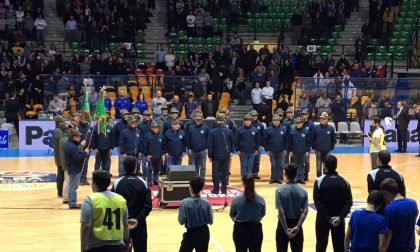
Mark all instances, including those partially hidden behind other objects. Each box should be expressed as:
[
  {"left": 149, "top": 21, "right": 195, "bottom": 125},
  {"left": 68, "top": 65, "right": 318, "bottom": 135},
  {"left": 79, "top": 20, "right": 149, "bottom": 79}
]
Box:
[
  {"left": 313, "top": 155, "right": 353, "bottom": 252},
  {"left": 367, "top": 150, "right": 406, "bottom": 196},
  {"left": 112, "top": 156, "right": 152, "bottom": 252},
  {"left": 395, "top": 101, "right": 410, "bottom": 153},
  {"left": 64, "top": 129, "right": 90, "bottom": 209},
  {"left": 4, "top": 92, "right": 20, "bottom": 137}
]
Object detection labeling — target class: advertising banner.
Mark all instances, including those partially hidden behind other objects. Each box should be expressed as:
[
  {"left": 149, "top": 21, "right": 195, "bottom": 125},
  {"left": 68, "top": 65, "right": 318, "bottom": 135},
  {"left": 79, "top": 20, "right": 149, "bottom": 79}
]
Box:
[
  {"left": 363, "top": 119, "right": 418, "bottom": 148},
  {"left": 0, "top": 129, "right": 8, "bottom": 148},
  {"left": 19, "top": 120, "right": 55, "bottom": 150}
]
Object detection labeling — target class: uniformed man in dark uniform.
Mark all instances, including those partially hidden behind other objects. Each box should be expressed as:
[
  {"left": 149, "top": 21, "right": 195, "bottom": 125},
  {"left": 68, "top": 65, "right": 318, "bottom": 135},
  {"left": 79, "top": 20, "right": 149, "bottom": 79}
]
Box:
[
  {"left": 250, "top": 109, "right": 264, "bottom": 179},
  {"left": 187, "top": 112, "right": 209, "bottom": 178},
  {"left": 119, "top": 115, "right": 143, "bottom": 177},
  {"left": 131, "top": 107, "right": 142, "bottom": 121},
  {"left": 112, "top": 156, "right": 152, "bottom": 252},
  {"left": 236, "top": 113, "right": 260, "bottom": 177},
  {"left": 156, "top": 105, "right": 169, "bottom": 137},
  {"left": 163, "top": 107, "right": 183, "bottom": 133},
  {"left": 283, "top": 107, "right": 295, "bottom": 165},
  {"left": 208, "top": 114, "right": 234, "bottom": 194},
  {"left": 91, "top": 114, "right": 114, "bottom": 172},
  {"left": 52, "top": 115, "right": 66, "bottom": 198},
  {"left": 143, "top": 121, "right": 165, "bottom": 186},
  {"left": 78, "top": 112, "right": 93, "bottom": 185},
  {"left": 114, "top": 109, "right": 129, "bottom": 177},
  {"left": 184, "top": 109, "right": 200, "bottom": 138},
  {"left": 138, "top": 110, "right": 153, "bottom": 180},
  {"left": 313, "top": 155, "right": 353, "bottom": 252},
  {"left": 264, "top": 114, "right": 287, "bottom": 184},
  {"left": 367, "top": 150, "right": 406, "bottom": 196},
  {"left": 301, "top": 108, "right": 314, "bottom": 181},
  {"left": 163, "top": 119, "right": 187, "bottom": 166},
  {"left": 312, "top": 112, "right": 336, "bottom": 177},
  {"left": 225, "top": 109, "right": 236, "bottom": 132},
  {"left": 288, "top": 117, "right": 311, "bottom": 184}
]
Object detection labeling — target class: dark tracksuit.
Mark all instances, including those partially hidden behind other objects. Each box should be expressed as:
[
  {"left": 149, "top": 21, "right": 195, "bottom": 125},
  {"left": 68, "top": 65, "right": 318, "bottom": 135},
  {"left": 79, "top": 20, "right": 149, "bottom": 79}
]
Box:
[
  {"left": 163, "top": 129, "right": 187, "bottom": 166},
  {"left": 208, "top": 124, "right": 234, "bottom": 193},
  {"left": 251, "top": 120, "right": 265, "bottom": 175},
  {"left": 112, "top": 174, "right": 152, "bottom": 252},
  {"left": 119, "top": 126, "right": 143, "bottom": 176},
  {"left": 288, "top": 126, "right": 311, "bottom": 182},
  {"left": 114, "top": 119, "right": 128, "bottom": 176},
  {"left": 313, "top": 172, "right": 353, "bottom": 252},
  {"left": 78, "top": 122, "right": 93, "bottom": 183},
  {"left": 311, "top": 124, "right": 336, "bottom": 177},
  {"left": 52, "top": 127, "right": 64, "bottom": 197},
  {"left": 303, "top": 119, "right": 314, "bottom": 180},
  {"left": 367, "top": 165, "right": 406, "bottom": 197},
  {"left": 138, "top": 120, "right": 152, "bottom": 178},
  {"left": 91, "top": 124, "right": 113, "bottom": 171},
  {"left": 263, "top": 124, "right": 287, "bottom": 181},
  {"left": 187, "top": 123, "right": 209, "bottom": 178},
  {"left": 235, "top": 125, "right": 260, "bottom": 177},
  {"left": 143, "top": 131, "right": 165, "bottom": 185}
]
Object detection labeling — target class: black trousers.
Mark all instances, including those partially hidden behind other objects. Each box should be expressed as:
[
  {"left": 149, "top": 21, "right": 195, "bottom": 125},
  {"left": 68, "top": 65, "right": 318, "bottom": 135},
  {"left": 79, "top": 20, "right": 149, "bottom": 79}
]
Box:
[
  {"left": 179, "top": 225, "right": 209, "bottom": 252},
  {"left": 397, "top": 127, "right": 408, "bottom": 151},
  {"left": 130, "top": 218, "right": 147, "bottom": 252},
  {"left": 212, "top": 159, "right": 229, "bottom": 193},
  {"left": 315, "top": 214, "right": 345, "bottom": 252},
  {"left": 87, "top": 245, "right": 123, "bottom": 252},
  {"left": 233, "top": 222, "right": 263, "bottom": 252},
  {"left": 276, "top": 219, "right": 303, "bottom": 252},
  {"left": 56, "top": 165, "right": 64, "bottom": 197},
  {"left": 94, "top": 149, "right": 111, "bottom": 171}
]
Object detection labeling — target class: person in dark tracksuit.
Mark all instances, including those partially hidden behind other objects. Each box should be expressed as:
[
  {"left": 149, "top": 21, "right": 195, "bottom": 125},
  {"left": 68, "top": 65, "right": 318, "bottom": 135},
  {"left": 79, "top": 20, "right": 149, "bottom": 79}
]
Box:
[
  {"left": 78, "top": 113, "right": 93, "bottom": 185},
  {"left": 163, "top": 119, "right": 187, "bottom": 166},
  {"left": 52, "top": 115, "right": 66, "bottom": 198},
  {"left": 178, "top": 177, "right": 213, "bottom": 252},
  {"left": 250, "top": 110, "right": 264, "bottom": 179},
  {"left": 91, "top": 119, "right": 113, "bottom": 172},
  {"left": 143, "top": 121, "right": 165, "bottom": 186},
  {"left": 230, "top": 175, "right": 266, "bottom": 252},
  {"left": 264, "top": 114, "right": 287, "bottom": 184},
  {"left": 301, "top": 109, "right": 314, "bottom": 181},
  {"left": 236, "top": 113, "right": 260, "bottom": 177},
  {"left": 187, "top": 112, "right": 209, "bottom": 178},
  {"left": 367, "top": 150, "right": 406, "bottom": 197},
  {"left": 311, "top": 112, "right": 336, "bottom": 177},
  {"left": 138, "top": 110, "right": 152, "bottom": 180},
  {"left": 313, "top": 155, "right": 353, "bottom": 252},
  {"left": 288, "top": 117, "right": 311, "bottom": 184},
  {"left": 114, "top": 109, "right": 129, "bottom": 177},
  {"left": 208, "top": 114, "right": 234, "bottom": 194},
  {"left": 112, "top": 156, "right": 152, "bottom": 252},
  {"left": 119, "top": 115, "right": 143, "bottom": 177}
]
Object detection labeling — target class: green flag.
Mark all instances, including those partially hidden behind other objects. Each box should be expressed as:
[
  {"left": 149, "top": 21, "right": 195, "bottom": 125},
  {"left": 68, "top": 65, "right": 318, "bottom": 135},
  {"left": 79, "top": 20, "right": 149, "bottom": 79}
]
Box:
[
  {"left": 81, "top": 89, "right": 91, "bottom": 122},
  {"left": 95, "top": 89, "right": 107, "bottom": 135}
]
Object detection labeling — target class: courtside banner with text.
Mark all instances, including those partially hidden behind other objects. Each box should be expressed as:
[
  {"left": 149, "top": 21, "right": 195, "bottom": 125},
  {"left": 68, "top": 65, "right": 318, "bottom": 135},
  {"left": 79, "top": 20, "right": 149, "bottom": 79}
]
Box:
[
  {"left": 19, "top": 120, "right": 55, "bottom": 150},
  {"left": 363, "top": 119, "right": 418, "bottom": 148}
]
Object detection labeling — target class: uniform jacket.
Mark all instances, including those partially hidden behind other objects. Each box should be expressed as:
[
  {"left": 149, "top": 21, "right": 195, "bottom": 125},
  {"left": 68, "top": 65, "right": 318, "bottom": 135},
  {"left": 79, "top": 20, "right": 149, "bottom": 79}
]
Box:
[
  {"left": 113, "top": 120, "right": 128, "bottom": 148},
  {"left": 52, "top": 128, "right": 63, "bottom": 166},
  {"left": 263, "top": 124, "right": 287, "bottom": 152},
  {"left": 163, "top": 129, "right": 187, "bottom": 156},
  {"left": 143, "top": 132, "right": 165, "bottom": 159},
  {"left": 235, "top": 125, "right": 260, "bottom": 154},
  {"left": 186, "top": 123, "right": 209, "bottom": 152},
  {"left": 119, "top": 126, "right": 143, "bottom": 155},
  {"left": 311, "top": 124, "right": 336, "bottom": 152},
  {"left": 64, "top": 139, "right": 88, "bottom": 175},
  {"left": 91, "top": 123, "right": 114, "bottom": 150},
  {"left": 288, "top": 126, "right": 311, "bottom": 153},
  {"left": 208, "top": 124, "right": 234, "bottom": 160}
]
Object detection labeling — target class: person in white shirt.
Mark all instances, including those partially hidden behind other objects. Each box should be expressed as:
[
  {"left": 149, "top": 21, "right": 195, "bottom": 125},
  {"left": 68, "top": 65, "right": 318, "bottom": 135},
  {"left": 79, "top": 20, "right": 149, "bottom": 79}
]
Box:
[
  {"left": 368, "top": 117, "right": 386, "bottom": 169},
  {"left": 15, "top": 5, "right": 24, "bottom": 31},
  {"left": 251, "top": 82, "right": 263, "bottom": 110},
  {"left": 65, "top": 15, "right": 78, "bottom": 43},
  {"left": 315, "top": 93, "right": 332, "bottom": 114},
  {"left": 186, "top": 11, "right": 196, "bottom": 36},
  {"left": 34, "top": 14, "right": 47, "bottom": 45},
  {"left": 313, "top": 69, "right": 326, "bottom": 88},
  {"left": 151, "top": 90, "right": 167, "bottom": 117},
  {"left": 165, "top": 47, "right": 175, "bottom": 69},
  {"left": 262, "top": 81, "right": 274, "bottom": 109},
  {"left": 48, "top": 95, "right": 65, "bottom": 115}
]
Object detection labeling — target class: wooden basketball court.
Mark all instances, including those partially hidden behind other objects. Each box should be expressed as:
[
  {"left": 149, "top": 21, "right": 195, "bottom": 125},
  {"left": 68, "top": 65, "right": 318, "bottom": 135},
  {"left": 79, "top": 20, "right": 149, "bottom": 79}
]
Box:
[{"left": 0, "top": 152, "right": 419, "bottom": 251}]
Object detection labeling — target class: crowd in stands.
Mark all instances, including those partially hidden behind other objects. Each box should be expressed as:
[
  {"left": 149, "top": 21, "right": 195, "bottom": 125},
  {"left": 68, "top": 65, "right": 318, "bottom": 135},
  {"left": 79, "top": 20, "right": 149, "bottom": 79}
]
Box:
[{"left": 57, "top": 0, "right": 154, "bottom": 48}]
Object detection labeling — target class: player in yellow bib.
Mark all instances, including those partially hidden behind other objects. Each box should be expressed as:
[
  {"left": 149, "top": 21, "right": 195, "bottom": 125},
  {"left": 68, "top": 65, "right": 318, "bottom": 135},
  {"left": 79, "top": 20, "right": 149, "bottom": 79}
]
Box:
[
  {"left": 81, "top": 170, "right": 133, "bottom": 252},
  {"left": 368, "top": 117, "right": 386, "bottom": 170}
]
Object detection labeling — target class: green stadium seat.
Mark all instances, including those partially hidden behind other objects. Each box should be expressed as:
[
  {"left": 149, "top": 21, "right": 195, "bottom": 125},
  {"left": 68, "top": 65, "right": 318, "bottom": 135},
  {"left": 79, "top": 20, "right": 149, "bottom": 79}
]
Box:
[
  {"left": 213, "top": 36, "right": 222, "bottom": 45},
  {"left": 109, "top": 43, "right": 118, "bottom": 52},
  {"left": 136, "top": 50, "right": 144, "bottom": 59},
  {"left": 378, "top": 46, "right": 387, "bottom": 54},
  {"left": 70, "top": 42, "right": 80, "bottom": 50},
  {"left": 367, "top": 53, "right": 374, "bottom": 61}
]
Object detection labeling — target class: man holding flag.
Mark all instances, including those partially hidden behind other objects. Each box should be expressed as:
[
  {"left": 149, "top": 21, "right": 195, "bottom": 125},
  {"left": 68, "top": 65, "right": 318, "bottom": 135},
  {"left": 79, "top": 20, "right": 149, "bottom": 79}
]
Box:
[{"left": 79, "top": 88, "right": 93, "bottom": 186}]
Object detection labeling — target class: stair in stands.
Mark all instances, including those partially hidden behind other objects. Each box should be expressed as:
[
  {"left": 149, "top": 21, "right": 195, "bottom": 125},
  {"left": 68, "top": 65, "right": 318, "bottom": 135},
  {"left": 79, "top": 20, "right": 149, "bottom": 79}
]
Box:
[
  {"left": 43, "top": 0, "right": 66, "bottom": 44},
  {"left": 142, "top": 0, "right": 169, "bottom": 63}
]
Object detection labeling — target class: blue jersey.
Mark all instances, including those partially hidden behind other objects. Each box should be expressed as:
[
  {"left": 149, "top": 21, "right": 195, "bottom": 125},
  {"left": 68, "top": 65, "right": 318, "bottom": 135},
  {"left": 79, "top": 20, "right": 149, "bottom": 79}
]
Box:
[
  {"left": 349, "top": 209, "right": 388, "bottom": 252},
  {"left": 384, "top": 198, "right": 418, "bottom": 252}
]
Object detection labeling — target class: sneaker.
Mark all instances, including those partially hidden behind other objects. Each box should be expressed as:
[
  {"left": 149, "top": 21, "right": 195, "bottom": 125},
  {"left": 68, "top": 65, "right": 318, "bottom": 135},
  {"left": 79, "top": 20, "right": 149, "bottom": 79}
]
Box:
[
  {"left": 277, "top": 180, "right": 282, "bottom": 184},
  {"left": 69, "top": 204, "right": 82, "bottom": 209},
  {"left": 221, "top": 191, "right": 227, "bottom": 194},
  {"left": 57, "top": 195, "right": 63, "bottom": 199},
  {"left": 210, "top": 190, "right": 219, "bottom": 194},
  {"left": 269, "top": 180, "right": 274, "bottom": 184},
  {"left": 63, "top": 200, "right": 68, "bottom": 204},
  {"left": 253, "top": 173, "right": 261, "bottom": 179},
  {"left": 415, "top": 154, "right": 420, "bottom": 157}
]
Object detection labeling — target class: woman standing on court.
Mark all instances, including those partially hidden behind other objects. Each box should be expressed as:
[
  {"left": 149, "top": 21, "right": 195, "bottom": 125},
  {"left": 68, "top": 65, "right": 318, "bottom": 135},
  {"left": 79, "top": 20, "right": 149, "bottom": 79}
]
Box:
[{"left": 229, "top": 175, "right": 266, "bottom": 252}]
